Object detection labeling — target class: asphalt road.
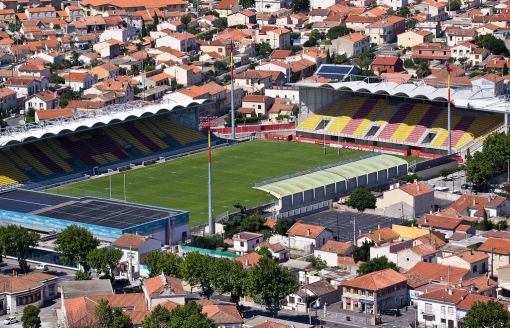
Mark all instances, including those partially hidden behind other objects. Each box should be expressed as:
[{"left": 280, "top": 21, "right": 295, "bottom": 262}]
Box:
[{"left": 299, "top": 209, "right": 404, "bottom": 243}]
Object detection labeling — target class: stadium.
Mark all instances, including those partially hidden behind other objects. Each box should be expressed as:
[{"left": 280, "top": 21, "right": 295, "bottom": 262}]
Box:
[{"left": 0, "top": 74, "right": 507, "bottom": 227}]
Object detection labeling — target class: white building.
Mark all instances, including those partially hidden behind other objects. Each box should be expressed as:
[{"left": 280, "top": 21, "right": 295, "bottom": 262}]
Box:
[
  {"left": 111, "top": 233, "right": 162, "bottom": 281},
  {"left": 310, "top": 0, "right": 340, "bottom": 9},
  {"left": 314, "top": 240, "right": 354, "bottom": 267},
  {"left": 231, "top": 232, "right": 263, "bottom": 255},
  {"left": 287, "top": 223, "right": 333, "bottom": 253}
]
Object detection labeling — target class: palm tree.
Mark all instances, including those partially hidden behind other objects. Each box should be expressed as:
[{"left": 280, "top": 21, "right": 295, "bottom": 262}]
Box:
[
  {"left": 416, "top": 61, "right": 431, "bottom": 78},
  {"left": 353, "top": 53, "right": 373, "bottom": 72}
]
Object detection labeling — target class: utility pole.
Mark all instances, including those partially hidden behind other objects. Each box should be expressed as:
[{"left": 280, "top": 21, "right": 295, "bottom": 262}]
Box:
[
  {"left": 123, "top": 173, "right": 126, "bottom": 201},
  {"left": 109, "top": 174, "right": 112, "bottom": 199},
  {"left": 353, "top": 216, "right": 356, "bottom": 244}
]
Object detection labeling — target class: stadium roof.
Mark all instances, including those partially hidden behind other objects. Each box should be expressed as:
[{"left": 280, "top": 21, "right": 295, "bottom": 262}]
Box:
[
  {"left": 294, "top": 80, "right": 510, "bottom": 114},
  {"left": 0, "top": 99, "right": 212, "bottom": 147},
  {"left": 255, "top": 154, "right": 407, "bottom": 198}
]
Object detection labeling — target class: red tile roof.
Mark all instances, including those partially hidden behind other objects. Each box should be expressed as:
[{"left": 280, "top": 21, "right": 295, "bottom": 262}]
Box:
[
  {"left": 342, "top": 269, "right": 406, "bottom": 291},
  {"left": 287, "top": 223, "right": 326, "bottom": 239}
]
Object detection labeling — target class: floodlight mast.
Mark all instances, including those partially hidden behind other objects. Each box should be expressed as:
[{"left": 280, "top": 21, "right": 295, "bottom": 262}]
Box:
[{"left": 200, "top": 115, "right": 217, "bottom": 235}]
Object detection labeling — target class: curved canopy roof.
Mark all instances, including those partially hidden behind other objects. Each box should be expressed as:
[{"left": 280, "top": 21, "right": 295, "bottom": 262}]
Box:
[{"left": 255, "top": 154, "right": 407, "bottom": 198}]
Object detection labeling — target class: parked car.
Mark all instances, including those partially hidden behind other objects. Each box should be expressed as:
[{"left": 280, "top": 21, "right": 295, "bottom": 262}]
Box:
[
  {"left": 3, "top": 316, "right": 18, "bottom": 325},
  {"left": 381, "top": 309, "right": 401, "bottom": 317},
  {"left": 35, "top": 263, "right": 48, "bottom": 271}
]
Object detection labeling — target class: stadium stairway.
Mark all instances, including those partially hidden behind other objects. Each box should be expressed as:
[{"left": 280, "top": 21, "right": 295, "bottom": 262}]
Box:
[
  {"left": 341, "top": 98, "right": 378, "bottom": 135},
  {"left": 390, "top": 104, "right": 429, "bottom": 142},
  {"left": 406, "top": 106, "right": 443, "bottom": 143},
  {"left": 378, "top": 103, "right": 413, "bottom": 139},
  {"left": 133, "top": 121, "right": 169, "bottom": 149},
  {"left": 23, "top": 144, "right": 65, "bottom": 174},
  {"left": 353, "top": 99, "right": 385, "bottom": 137},
  {"left": 154, "top": 120, "right": 206, "bottom": 145},
  {"left": 110, "top": 125, "right": 152, "bottom": 154},
  {"left": 0, "top": 152, "right": 28, "bottom": 186},
  {"left": 35, "top": 142, "right": 73, "bottom": 172},
  {"left": 58, "top": 136, "right": 101, "bottom": 166},
  {"left": 326, "top": 97, "right": 365, "bottom": 134},
  {"left": 443, "top": 116, "right": 475, "bottom": 147},
  {"left": 432, "top": 113, "right": 462, "bottom": 147},
  {"left": 123, "top": 123, "right": 161, "bottom": 152},
  {"left": 297, "top": 115, "right": 323, "bottom": 130}
]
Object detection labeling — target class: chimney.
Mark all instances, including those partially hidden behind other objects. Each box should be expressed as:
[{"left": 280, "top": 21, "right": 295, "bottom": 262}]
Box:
[
  {"left": 245, "top": 259, "right": 250, "bottom": 267},
  {"left": 378, "top": 224, "right": 381, "bottom": 230},
  {"left": 307, "top": 229, "right": 312, "bottom": 236},
  {"left": 473, "top": 198, "right": 476, "bottom": 206}
]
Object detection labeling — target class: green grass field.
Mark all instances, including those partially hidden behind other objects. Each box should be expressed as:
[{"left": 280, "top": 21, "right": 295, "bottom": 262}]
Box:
[{"left": 48, "top": 141, "right": 375, "bottom": 226}]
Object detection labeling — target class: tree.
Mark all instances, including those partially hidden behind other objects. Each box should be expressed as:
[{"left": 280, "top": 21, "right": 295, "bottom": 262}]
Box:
[
  {"left": 293, "top": 0, "right": 310, "bottom": 12},
  {"left": 25, "top": 108, "right": 36, "bottom": 124},
  {"left": 1, "top": 225, "right": 38, "bottom": 272},
  {"left": 449, "top": 0, "right": 462, "bottom": 10},
  {"left": 357, "top": 256, "right": 399, "bottom": 276},
  {"left": 255, "top": 42, "right": 272, "bottom": 56},
  {"left": 241, "top": 212, "right": 267, "bottom": 232},
  {"left": 88, "top": 247, "right": 123, "bottom": 279},
  {"left": 93, "top": 300, "right": 133, "bottom": 328},
  {"left": 352, "top": 240, "right": 374, "bottom": 262},
  {"left": 496, "top": 220, "right": 508, "bottom": 231},
  {"left": 152, "top": 12, "right": 159, "bottom": 30},
  {"left": 465, "top": 151, "right": 493, "bottom": 188},
  {"left": 212, "top": 258, "right": 247, "bottom": 305},
  {"left": 213, "top": 17, "right": 228, "bottom": 31},
  {"left": 346, "top": 186, "right": 376, "bottom": 212},
  {"left": 145, "top": 251, "right": 183, "bottom": 277},
  {"left": 239, "top": 0, "right": 255, "bottom": 8},
  {"left": 331, "top": 54, "right": 350, "bottom": 65},
  {"left": 474, "top": 34, "right": 510, "bottom": 56},
  {"left": 55, "top": 225, "right": 99, "bottom": 273},
  {"left": 75, "top": 271, "right": 92, "bottom": 280},
  {"left": 326, "top": 26, "right": 354, "bottom": 40},
  {"left": 303, "top": 37, "right": 317, "bottom": 47},
  {"left": 245, "top": 256, "right": 298, "bottom": 316},
  {"left": 142, "top": 305, "right": 172, "bottom": 328},
  {"left": 416, "top": 61, "right": 431, "bottom": 78},
  {"left": 305, "top": 255, "right": 327, "bottom": 270},
  {"left": 256, "top": 246, "right": 273, "bottom": 258},
  {"left": 274, "top": 217, "right": 296, "bottom": 235},
  {"left": 481, "top": 133, "right": 510, "bottom": 174},
  {"left": 21, "top": 305, "right": 41, "bottom": 328},
  {"left": 180, "top": 252, "right": 215, "bottom": 298},
  {"left": 353, "top": 53, "right": 374, "bottom": 72},
  {"left": 180, "top": 14, "right": 191, "bottom": 31},
  {"left": 395, "top": 6, "right": 410, "bottom": 17},
  {"left": 188, "top": 235, "right": 227, "bottom": 250},
  {"left": 406, "top": 18, "right": 417, "bottom": 29},
  {"left": 462, "top": 300, "right": 510, "bottom": 328},
  {"left": 169, "top": 303, "right": 213, "bottom": 328},
  {"left": 49, "top": 74, "right": 64, "bottom": 84},
  {"left": 141, "top": 20, "right": 148, "bottom": 38}
]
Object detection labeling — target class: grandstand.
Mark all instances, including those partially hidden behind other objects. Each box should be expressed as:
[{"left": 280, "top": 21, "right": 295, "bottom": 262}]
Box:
[
  {"left": 0, "top": 100, "right": 212, "bottom": 188},
  {"left": 296, "top": 82, "right": 506, "bottom": 157}
]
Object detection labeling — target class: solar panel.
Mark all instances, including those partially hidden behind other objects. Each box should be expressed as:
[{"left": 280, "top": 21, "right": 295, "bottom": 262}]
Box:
[{"left": 317, "top": 65, "right": 353, "bottom": 75}]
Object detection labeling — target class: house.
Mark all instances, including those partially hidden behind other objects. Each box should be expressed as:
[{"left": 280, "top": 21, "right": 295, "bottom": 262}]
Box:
[
  {"left": 227, "top": 10, "right": 256, "bottom": 26},
  {"left": 256, "top": 241, "right": 289, "bottom": 262},
  {"left": 5, "top": 77, "right": 48, "bottom": 98},
  {"left": 314, "top": 240, "right": 354, "bottom": 267},
  {"left": 63, "top": 72, "right": 95, "bottom": 92},
  {"left": 17, "top": 64, "right": 50, "bottom": 78},
  {"left": 255, "top": 0, "right": 288, "bottom": 13},
  {"left": 395, "top": 243, "right": 439, "bottom": 271},
  {"left": 397, "top": 30, "right": 434, "bottom": 48},
  {"left": 25, "top": 6, "right": 57, "bottom": 20},
  {"left": 370, "top": 55, "right": 404, "bottom": 75},
  {"left": 451, "top": 42, "right": 489, "bottom": 66},
  {"left": 404, "top": 262, "right": 470, "bottom": 291},
  {"left": 235, "top": 70, "right": 274, "bottom": 93},
  {"left": 164, "top": 64, "right": 203, "bottom": 87},
  {"left": 377, "top": 182, "right": 434, "bottom": 218},
  {"left": 35, "top": 108, "right": 74, "bottom": 123},
  {"left": 438, "top": 250, "right": 489, "bottom": 278},
  {"left": 234, "top": 252, "right": 261, "bottom": 269},
  {"left": 328, "top": 33, "right": 370, "bottom": 58},
  {"left": 478, "top": 237, "right": 510, "bottom": 276},
  {"left": 111, "top": 233, "right": 162, "bottom": 281},
  {"left": 415, "top": 0, "right": 448, "bottom": 21},
  {"left": 412, "top": 43, "right": 451, "bottom": 62},
  {"left": 445, "top": 27, "right": 476, "bottom": 46},
  {"left": 377, "top": 0, "right": 407, "bottom": 10},
  {"left": 417, "top": 214, "right": 473, "bottom": 239},
  {"left": 310, "top": 0, "right": 340, "bottom": 9},
  {"left": 448, "top": 194, "right": 509, "bottom": 219},
  {"left": 241, "top": 95, "right": 274, "bottom": 117},
  {"left": 90, "top": 63, "right": 120, "bottom": 81},
  {"left": 25, "top": 90, "right": 58, "bottom": 111},
  {"left": 93, "top": 39, "right": 121, "bottom": 58},
  {"left": 357, "top": 227, "right": 400, "bottom": 246},
  {"left": 62, "top": 293, "right": 148, "bottom": 327},
  {"left": 0, "top": 88, "right": 17, "bottom": 114},
  {"left": 341, "top": 269, "right": 407, "bottom": 314},
  {"left": 0, "top": 9, "right": 16, "bottom": 26},
  {"left": 155, "top": 32, "right": 196, "bottom": 53},
  {"left": 142, "top": 274, "right": 186, "bottom": 309},
  {"left": 0, "top": 272, "right": 58, "bottom": 315},
  {"left": 267, "top": 97, "right": 296, "bottom": 122},
  {"left": 416, "top": 288, "right": 504, "bottom": 328},
  {"left": 231, "top": 232, "right": 263, "bottom": 255},
  {"left": 471, "top": 74, "right": 506, "bottom": 96},
  {"left": 201, "top": 303, "right": 243, "bottom": 328},
  {"left": 287, "top": 223, "right": 333, "bottom": 252},
  {"left": 285, "top": 280, "right": 339, "bottom": 313},
  {"left": 214, "top": 0, "right": 241, "bottom": 17},
  {"left": 257, "top": 27, "right": 291, "bottom": 50},
  {"left": 366, "top": 16, "right": 405, "bottom": 45},
  {"left": 243, "top": 316, "right": 313, "bottom": 328}
]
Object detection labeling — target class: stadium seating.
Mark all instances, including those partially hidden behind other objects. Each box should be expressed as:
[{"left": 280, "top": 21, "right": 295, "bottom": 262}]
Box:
[{"left": 297, "top": 96, "right": 503, "bottom": 151}]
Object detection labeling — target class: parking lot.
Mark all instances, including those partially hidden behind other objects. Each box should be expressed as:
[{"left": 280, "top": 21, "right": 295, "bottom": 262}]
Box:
[{"left": 300, "top": 209, "right": 404, "bottom": 243}]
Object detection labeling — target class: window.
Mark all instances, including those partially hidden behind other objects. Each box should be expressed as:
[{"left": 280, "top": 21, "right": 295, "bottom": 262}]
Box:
[
  {"left": 448, "top": 307, "right": 454, "bottom": 315},
  {"left": 441, "top": 305, "right": 445, "bottom": 313},
  {"left": 240, "top": 241, "right": 244, "bottom": 247},
  {"left": 425, "top": 303, "right": 432, "bottom": 313},
  {"left": 473, "top": 265, "right": 478, "bottom": 273}
]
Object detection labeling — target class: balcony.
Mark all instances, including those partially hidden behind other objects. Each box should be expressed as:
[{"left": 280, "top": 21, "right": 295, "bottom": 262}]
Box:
[{"left": 422, "top": 312, "right": 435, "bottom": 321}]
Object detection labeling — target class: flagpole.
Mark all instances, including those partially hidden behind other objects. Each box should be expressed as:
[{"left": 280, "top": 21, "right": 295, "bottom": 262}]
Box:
[
  {"left": 447, "top": 63, "right": 452, "bottom": 155},
  {"left": 230, "top": 40, "right": 236, "bottom": 140}
]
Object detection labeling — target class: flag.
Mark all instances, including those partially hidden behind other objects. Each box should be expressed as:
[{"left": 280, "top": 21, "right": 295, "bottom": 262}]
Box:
[{"left": 230, "top": 51, "right": 234, "bottom": 80}]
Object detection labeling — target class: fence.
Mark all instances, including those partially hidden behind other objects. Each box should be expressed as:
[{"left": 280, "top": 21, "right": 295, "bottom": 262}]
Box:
[{"left": 211, "top": 123, "right": 295, "bottom": 134}]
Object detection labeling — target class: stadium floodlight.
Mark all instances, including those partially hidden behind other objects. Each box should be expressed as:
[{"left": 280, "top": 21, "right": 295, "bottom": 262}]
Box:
[
  {"left": 199, "top": 115, "right": 218, "bottom": 235},
  {"left": 227, "top": 40, "right": 236, "bottom": 140},
  {"left": 446, "top": 62, "right": 453, "bottom": 155}
]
